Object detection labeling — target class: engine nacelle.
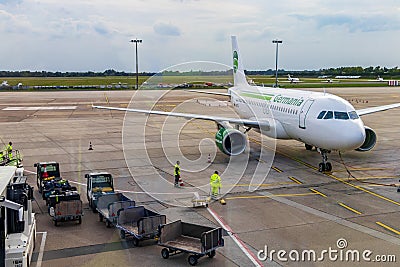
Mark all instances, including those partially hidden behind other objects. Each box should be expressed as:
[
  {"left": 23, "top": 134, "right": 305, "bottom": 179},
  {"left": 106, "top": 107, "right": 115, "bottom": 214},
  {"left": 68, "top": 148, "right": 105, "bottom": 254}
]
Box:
[
  {"left": 356, "top": 126, "right": 377, "bottom": 152},
  {"left": 215, "top": 127, "right": 247, "bottom": 156}
]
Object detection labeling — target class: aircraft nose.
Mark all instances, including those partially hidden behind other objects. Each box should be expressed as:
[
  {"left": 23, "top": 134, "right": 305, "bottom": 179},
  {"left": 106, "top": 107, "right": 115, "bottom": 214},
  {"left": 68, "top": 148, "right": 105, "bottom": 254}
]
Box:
[{"left": 340, "top": 122, "right": 365, "bottom": 150}]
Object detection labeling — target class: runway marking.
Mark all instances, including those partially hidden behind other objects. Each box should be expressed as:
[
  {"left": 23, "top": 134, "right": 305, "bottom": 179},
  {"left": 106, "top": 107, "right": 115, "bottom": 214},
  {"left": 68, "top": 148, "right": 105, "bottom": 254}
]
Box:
[
  {"left": 338, "top": 202, "right": 362, "bottom": 215},
  {"left": 289, "top": 176, "right": 303, "bottom": 184},
  {"left": 249, "top": 136, "right": 400, "bottom": 207},
  {"left": 225, "top": 192, "right": 317, "bottom": 200},
  {"left": 225, "top": 182, "right": 296, "bottom": 187},
  {"left": 271, "top": 166, "right": 283, "bottom": 173},
  {"left": 36, "top": 231, "right": 47, "bottom": 267},
  {"left": 257, "top": 191, "right": 400, "bottom": 246},
  {"left": 376, "top": 222, "right": 400, "bottom": 235},
  {"left": 207, "top": 207, "right": 263, "bottom": 267},
  {"left": 326, "top": 173, "right": 400, "bottom": 207},
  {"left": 2, "top": 106, "right": 77, "bottom": 111},
  {"left": 334, "top": 167, "right": 390, "bottom": 172},
  {"left": 346, "top": 176, "right": 399, "bottom": 180},
  {"left": 309, "top": 188, "right": 327, "bottom": 198}
]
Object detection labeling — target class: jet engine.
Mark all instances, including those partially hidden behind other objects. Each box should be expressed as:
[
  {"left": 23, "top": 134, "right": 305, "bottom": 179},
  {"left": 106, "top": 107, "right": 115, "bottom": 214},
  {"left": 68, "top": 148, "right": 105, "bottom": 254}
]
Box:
[
  {"left": 356, "top": 126, "right": 376, "bottom": 152},
  {"left": 215, "top": 125, "right": 247, "bottom": 156}
]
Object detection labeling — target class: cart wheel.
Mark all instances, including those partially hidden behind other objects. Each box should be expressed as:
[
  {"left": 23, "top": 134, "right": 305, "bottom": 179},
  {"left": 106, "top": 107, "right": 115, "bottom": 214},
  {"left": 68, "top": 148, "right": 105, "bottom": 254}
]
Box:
[
  {"left": 133, "top": 238, "right": 139, "bottom": 247},
  {"left": 161, "top": 248, "right": 169, "bottom": 259},
  {"left": 188, "top": 255, "right": 198, "bottom": 266},
  {"left": 78, "top": 216, "right": 82, "bottom": 224},
  {"left": 120, "top": 230, "right": 126, "bottom": 239},
  {"left": 99, "top": 213, "right": 103, "bottom": 222},
  {"left": 106, "top": 220, "right": 111, "bottom": 228},
  {"left": 207, "top": 250, "right": 216, "bottom": 258},
  {"left": 54, "top": 220, "right": 58, "bottom": 227},
  {"left": 205, "top": 203, "right": 209, "bottom": 207}
]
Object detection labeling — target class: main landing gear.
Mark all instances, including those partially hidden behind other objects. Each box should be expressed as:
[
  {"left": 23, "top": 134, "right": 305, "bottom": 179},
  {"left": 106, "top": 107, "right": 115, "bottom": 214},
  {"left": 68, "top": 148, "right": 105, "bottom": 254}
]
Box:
[{"left": 318, "top": 149, "right": 332, "bottom": 172}]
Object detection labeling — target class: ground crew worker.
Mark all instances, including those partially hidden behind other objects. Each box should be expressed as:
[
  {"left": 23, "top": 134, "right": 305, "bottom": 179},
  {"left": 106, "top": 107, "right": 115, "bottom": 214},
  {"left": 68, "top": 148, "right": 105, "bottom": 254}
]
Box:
[
  {"left": 210, "top": 171, "right": 221, "bottom": 199},
  {"left": 0, "top": 151, "right": 3, "bottom": 163},
  {"left": 174, "top": 161, "right": 181, "bottom": 187},
  {"left": 6, "top": 141, "right": 12, "bottom": 160}
]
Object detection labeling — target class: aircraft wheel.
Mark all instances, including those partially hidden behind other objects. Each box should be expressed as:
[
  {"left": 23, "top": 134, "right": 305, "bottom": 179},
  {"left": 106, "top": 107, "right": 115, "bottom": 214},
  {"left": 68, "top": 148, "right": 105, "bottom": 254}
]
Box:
[
  {"left": 305, "top": 144, "right": 313, "bottom": 151},
  {"left": 326, "top": 162, "right": 332, "bottom": 172},
  {"left": 318, "top": 163, "right": 325, "bottom": 172}
]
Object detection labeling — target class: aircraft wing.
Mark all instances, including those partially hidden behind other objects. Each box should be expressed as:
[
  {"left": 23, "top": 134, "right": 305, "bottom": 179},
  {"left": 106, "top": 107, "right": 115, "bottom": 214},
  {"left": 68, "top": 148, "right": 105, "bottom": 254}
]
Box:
[
  {"left": 92, "top": 105, "right": 268, "bottom": 128},
  {"left": 357, "top": 103, "right": 400, "bottom": 116},
  {"left": 186, "top": 90, "right": 231, "bottom": 96}
]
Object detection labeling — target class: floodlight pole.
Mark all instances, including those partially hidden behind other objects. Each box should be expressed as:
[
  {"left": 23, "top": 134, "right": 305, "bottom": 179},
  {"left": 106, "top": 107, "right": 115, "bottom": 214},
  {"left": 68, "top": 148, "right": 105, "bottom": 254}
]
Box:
[
  {"left": 130, "top": 39, "right": 142, "bottom": 89},
  {"left": 272, "top": 39, "right": 282, "bottom": 88}
]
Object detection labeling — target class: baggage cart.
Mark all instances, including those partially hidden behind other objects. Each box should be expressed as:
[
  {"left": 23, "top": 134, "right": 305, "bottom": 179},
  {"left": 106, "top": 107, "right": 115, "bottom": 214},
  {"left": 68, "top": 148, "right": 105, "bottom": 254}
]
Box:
[
  {"left": 116, "top": 206, "right": 166, "bottom": 246},
  {"left": 158, "top": 220, "right": 224, "bottom": 266},
  {"left": 49, "top": 199, "right": 83, "bottom": 226},
  {"left": 96, "top": 193, "right": 130, "bottom": 227}
]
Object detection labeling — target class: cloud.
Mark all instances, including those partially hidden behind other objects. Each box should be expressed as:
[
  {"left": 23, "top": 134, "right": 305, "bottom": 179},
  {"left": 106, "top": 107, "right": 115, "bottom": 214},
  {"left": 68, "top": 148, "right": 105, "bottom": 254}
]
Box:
[
  {"left": 153, "top": 22, "right": 181, "bottom": 36},
  {"left": 293, "top": 13, "right": 400, "bottom": 33}
]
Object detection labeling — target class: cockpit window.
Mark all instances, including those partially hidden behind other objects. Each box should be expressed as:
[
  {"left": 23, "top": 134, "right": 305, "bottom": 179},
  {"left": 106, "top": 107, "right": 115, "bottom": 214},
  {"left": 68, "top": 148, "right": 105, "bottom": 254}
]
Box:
[
  {"left": 348, "top": 111, "right": 359, "bottom": 120},
  {"left": 317, "top": 111, "right": 326, "bottom": 119},
  {"left": 334, "top": 111, "right": 349, "bottom": 120},
  {"left": 323, "top": 111, "right": 333, "bottom": 119}
]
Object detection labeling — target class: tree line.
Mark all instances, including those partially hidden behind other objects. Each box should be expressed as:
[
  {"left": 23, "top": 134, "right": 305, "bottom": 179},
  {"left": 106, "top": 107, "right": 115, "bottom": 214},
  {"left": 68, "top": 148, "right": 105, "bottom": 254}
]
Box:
[{"left": 1, "top": 66, "right": 399, "bottom": 78}]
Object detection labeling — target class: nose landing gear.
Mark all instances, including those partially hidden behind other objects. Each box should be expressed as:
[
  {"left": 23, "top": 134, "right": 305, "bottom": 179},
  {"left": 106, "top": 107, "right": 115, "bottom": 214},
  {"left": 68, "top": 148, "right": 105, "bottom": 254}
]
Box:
[{"left": 318, "top": 149, "right": 332, "bottom": 172}]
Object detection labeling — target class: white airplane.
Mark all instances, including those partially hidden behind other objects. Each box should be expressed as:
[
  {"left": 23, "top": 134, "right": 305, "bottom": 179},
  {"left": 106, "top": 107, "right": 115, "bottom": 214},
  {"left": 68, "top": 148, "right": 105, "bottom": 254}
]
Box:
[
  {"left": 287, "top": 74, "right": 301, "bottom": 83},
  {"left": 1, "top": 81, "right": 9, "bottom": 87},
  {"left": 93, "top": 36, "right": 400, "bottom": 172},
  {"left": 368, "top": 76, "right": 386, "bottom": 82}
]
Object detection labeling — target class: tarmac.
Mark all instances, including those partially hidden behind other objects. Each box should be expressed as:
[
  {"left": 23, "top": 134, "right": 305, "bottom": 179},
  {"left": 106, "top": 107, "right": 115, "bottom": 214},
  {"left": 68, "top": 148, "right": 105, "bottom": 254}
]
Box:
[{"left": 0, "top": 87, "right": 399, "bottom": 266}]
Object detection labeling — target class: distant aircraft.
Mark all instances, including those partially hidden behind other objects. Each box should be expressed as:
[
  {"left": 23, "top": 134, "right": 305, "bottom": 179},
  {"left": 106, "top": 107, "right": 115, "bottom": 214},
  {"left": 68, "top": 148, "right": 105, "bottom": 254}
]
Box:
[
  {"left": 94, "top": 36, "right": 400, "bottom": 172},
  {"left": 335, "top": 75, "right": 361, "bottom": 79},
  {"left": 368, "top": 76, "right": 386, "bottom": 82},
  {"left": 1, "top": 81, "right": 9, "bottom": 87},
  {"left": 287, "top": 74, "right": 301, "bottom": 83}
]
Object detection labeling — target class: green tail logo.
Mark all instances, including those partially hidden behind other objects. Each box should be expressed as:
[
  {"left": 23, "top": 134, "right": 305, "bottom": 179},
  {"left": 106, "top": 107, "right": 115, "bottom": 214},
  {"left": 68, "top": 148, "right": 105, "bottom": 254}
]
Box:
[{"left": 233, "top": 50, "right": 238, "bottom": 73}]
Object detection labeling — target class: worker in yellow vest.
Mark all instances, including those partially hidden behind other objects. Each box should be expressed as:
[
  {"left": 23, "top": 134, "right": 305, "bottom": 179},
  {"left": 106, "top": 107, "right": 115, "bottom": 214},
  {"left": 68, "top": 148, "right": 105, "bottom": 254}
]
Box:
[
  {"left": 210, "top": 171, "right": 221, "bottom": 200},
  {"left": 174, "top": 161, "right": 181, "bottom": 187},
  {"left": 0, "top": 151, "right": 3, "bottom": 163},
  {"left": 6, "top": 141, "right": 12, "bottom": 160}
]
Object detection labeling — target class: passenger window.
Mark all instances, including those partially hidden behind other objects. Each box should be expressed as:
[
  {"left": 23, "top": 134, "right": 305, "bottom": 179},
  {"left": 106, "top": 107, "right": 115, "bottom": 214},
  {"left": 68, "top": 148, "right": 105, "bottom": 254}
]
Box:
[
  {"left": 323, "top": 111, "right": 333, "bottom": 119},
  {"left": 334, "top": 111, "right": 349, "bottom": 120},
  {"left": 348, "top": 111, "right": 359, "bottom": 120},
  {"left": 317, "top": 111, "right": 326, "bottom": 119}
]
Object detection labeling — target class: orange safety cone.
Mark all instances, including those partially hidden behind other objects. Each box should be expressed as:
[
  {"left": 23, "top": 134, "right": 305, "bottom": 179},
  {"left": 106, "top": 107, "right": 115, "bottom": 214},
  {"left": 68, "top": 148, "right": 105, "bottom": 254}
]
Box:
[
  {"left": 179, "top": 177, "right": 184, "bottom": 187},
  {"left": 88, "top": 141, "right": 93, "bottom": 150},
  {"left": 207, "top": 154, "right": 211, "bottom": 163}
]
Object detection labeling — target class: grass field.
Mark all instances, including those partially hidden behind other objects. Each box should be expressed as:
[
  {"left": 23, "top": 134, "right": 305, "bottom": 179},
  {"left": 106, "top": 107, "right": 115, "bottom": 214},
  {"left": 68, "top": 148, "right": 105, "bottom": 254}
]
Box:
[{"left": 0, "top": 75, "right": 394, "bottom": 90}]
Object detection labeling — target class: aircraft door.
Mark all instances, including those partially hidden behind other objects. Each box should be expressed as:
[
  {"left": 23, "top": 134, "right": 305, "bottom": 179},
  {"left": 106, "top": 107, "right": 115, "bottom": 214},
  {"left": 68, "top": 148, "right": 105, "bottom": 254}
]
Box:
[{"left": 299, "top": 99, "right": 314, "bottom": 129}]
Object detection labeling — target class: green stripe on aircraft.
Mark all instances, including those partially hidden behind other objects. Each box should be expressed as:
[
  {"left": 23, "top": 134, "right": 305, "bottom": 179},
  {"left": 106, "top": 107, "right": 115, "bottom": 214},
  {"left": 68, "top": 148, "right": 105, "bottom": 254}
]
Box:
[{"left": 240, "top": 92, "right": 274, "bottom": 101}]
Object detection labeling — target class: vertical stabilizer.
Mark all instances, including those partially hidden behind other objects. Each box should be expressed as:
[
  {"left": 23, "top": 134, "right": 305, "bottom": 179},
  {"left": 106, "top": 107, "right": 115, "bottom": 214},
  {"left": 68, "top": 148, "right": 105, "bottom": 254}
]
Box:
[{"left": 231, "top": 36, "right": 249, "bottom": 86}]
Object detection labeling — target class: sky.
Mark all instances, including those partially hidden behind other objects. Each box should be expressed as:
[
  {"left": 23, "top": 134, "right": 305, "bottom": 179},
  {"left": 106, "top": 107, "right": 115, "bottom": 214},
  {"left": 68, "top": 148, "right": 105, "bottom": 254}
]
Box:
[{"left": 1, "top": 0, "right": 400, "bottom": 72}]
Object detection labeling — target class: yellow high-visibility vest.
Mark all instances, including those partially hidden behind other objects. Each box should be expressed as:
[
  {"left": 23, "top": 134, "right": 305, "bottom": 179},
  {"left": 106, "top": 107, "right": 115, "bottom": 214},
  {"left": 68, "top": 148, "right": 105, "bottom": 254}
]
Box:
[{"left": 174, "top": 164, "right": 180, "bottom": 176}]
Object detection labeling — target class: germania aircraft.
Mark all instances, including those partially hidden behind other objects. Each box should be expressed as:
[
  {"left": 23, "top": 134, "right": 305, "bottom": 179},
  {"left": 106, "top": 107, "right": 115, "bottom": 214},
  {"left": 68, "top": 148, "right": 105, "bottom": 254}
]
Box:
[{"left": 93, "top": 36, "right": 400, "bottom": 172}]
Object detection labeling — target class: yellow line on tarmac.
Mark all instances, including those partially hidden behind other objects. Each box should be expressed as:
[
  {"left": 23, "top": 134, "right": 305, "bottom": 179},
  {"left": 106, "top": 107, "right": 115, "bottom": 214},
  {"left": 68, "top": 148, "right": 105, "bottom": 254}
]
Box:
[
  {"left": 335, "top": 167, "right": 390, "bottom": 172},
  {"left": 346, "top": 176, "right": 398, "bottom": 180},
  {"left": 271, "top": 166, "right": 283, "bottom": 173},
  {"left": 248, "top": 136, "right": 400, "bottom": 207},
  {"left": 338, "top": 202, "right": 362, "bottom": 215},
  {"left": 376, "top": 222, "right": 400, "bottom": 235},
  {"left": 326, "top": 173, "right": 400, "bottom": 207},
  {"left": 225, "top": 182, "right": 296, "bottom": 187},
  {"left": 289, "top": 176, "right": 303, "bottom": 184},
  {"left": 225, "top": 192, "right": 317, "bottom": 200},
  {"left": 309, "top": 188, "right": 327, "bottom": 198}
]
